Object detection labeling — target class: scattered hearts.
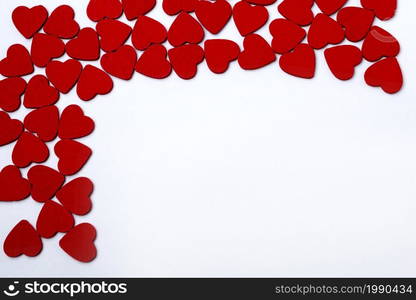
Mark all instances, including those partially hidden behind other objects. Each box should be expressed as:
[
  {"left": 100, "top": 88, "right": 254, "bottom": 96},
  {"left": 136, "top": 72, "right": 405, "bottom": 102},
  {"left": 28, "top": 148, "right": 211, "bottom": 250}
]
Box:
[
  {"left": 0, "top": 77, "right": 26, "bottom": 112},
  {"left": 278, "top": 0, "right": 314, "bottom": 26},
  {"left": 307, "top": 13, "right": 345, "bottom": 49},
  {"left": 36, "top": 200, "right": 74, "bottom": 238},
  {"left": 56, "top": 177, "right": 94, "bottom": 216},
  {"left": 195, "top": 0, "right": 232, "bottom": 34},
  {"left": 122, "top": 0, "right": 156, "bottom": 20},
  {"left": 337, "top": 7, "right": 375, "bottom": 42},
  {"left": 315, "top": 0, "right": 348, "bottom": 15},
  {"left": 43, "top": 5, "right": 80, "bottom": 39},
  {"left": 0, "top": 44, "right": 34, "bottom": 77},
  {"left": 59, "top": 223, "right": 97, "bottom": 262},
  {"left": 0, "top": 112, "right": 23, "bottom": 147},
  {"left": 360, "top": 0, "right": 397, "bottom": 21},
  {"left": 12, "top": 131, "right": 49, "bottom": 168},
  {"left": 364, "top": 57, "right": 403, "bottom": 94},
  {"left": 136, "top": 44, "right": 172, "bottom": 79},
  {"left": 238, "top": 34, "right": 276, "bottom": 70},
  {"left": 66, "top": 27, "right": 100, "bottom": 61},
  {"left": 30, "top": 33, "right": 65, "bottom": 67},
  {"left": 101, "top": 45, "right": 137, "bottom": 80},
  {"left": 28, "top": 165, "right": 65, "bottom": 203},
  {"left": 24, "top": 106, "right": 59, "bottom": 142},
  {"left": 12, "top": 5, "right": 48, "bottom": 39},
  {"left": 162, "top": 0, "right": 199, "bottom": 16},
  {"left": 87, "top": 0, "right": 123, "bottom": 22},
  {"left": 132, "top": 16, "right": 167, "bottom": 51},
  {"left": 54, "top": 139, "right": 92, "bottom": 176},
  {"left": 232, "top": 1, "right": 268, "bottom": 36},
  {"left": 0, "top": 165, "right": 30, "bottom": 202},
  {"left": 3, "top": 220, "right": 42, "bottom": 257},
  {"left": 168, "top": 44, "right": 205, "bottom": 79},
  {"left": 362, "top": 26, "right": 400, "bottom": 62},
  {"left": 96, "top": 19, "right": 132, "bottom": 53},
  {"left": 204, "top": 39, "right": 240, "bottom": 74},
  {"left": 59, "top": 105, "right": 95, "bottom": 139},
  {"left": 77, "top": 65, "right": 113, "bottom": 101},
  {"left": 269, "top": 19, "right": 306, "bottom": 54},
  {"left": 325, "top": 45, "right": 363, "bottom": 80},
  {"left": 279, "top": 43, "right": 316, "bottom": 79},
  {"left": 23, "top": 75, "right": 60, "bottom": 109},
  {"left": 46, "top": 59, "right": 83, "bottom": 94},
  {"left": 168, "top": 12, "right": 204, "bottom": 47}
]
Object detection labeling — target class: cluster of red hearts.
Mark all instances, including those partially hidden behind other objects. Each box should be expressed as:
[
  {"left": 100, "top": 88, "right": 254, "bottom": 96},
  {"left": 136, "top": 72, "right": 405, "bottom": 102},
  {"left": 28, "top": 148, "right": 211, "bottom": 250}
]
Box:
[{"left": 0, "top": 0, "right": 403, "bottom": 263}]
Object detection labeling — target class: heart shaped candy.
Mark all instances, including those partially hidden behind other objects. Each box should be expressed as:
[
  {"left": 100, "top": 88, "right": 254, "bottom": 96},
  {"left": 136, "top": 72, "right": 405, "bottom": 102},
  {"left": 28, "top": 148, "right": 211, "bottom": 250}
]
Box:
[
  {"left": 23, "top": 75, "right": 60, "bottom": 109},
  {"left": 0, "top": 77, "right": 26, "bottom": 112},
  {"left": 77, "top": 65, "right": 113, "bottom": 101},
  {"left": 132, "top": 16, "right": 167, "bottom": 51},
  {"left": 59, "top": 223, "right": 97, "bottom": 262},
  {"left": 204, "top": 39, "right": 240, "bottom": 74},
  {"left": 54, "top": 139, "right": 92, "bottom": 176},
  {"left": 46, "top": 59, "right": 82, "bottom": 94},
  {"left": 96, "top": 19, "right": 132, "bottom": 52},
  {"left": 0, "top": 112, "right": 23, "bottom": 146},
  {"left": 324, "top": 45, "right": 363, "bottom": 80},
  {"left": 279, "top": 44, "right": 316, "bottom": 79},
  {"left": 59, "top": 105, "right": 95, "bottom": 139},
  {"left": 168, "top": 44, "right": 205, "bottom": 79},
  {"left": 238, "top": 34, "right": 276, "bottom": 70},
  {"left": 364, "top": 57, "right": 403, "bottom": 94},
  {"left": 269, "top": 18, "right": 306, "bottom": 54},
  {"left": 56, "top": 177, "right": 94, "bottom": 216},
  {"left": 232, "top": 1, "right": 268, "bottom": 36},
  {"left": 28, "top": 165, "right": 65, "bottom": 203},
  {"left": 4, "top": 220, "right": 42, "bottom": 257},
  {"left": 0, "top": 165, "right": 30, "bottom": 202},
  {"left": 136, "top": 44, "right": 172, "bottom": 79},
  {"left": 87, "top": 0, "right": 123, "bottom": 22},
  {"left": 12, "top": 5, "right": 48, "bottom": 39},
  {"left": 66, "top": 28, "right": 100, "bottom": 61},
  {"left": 31, "top": 33, "right": 65, "bottom": 67},
  {"left": 195, "top": 0, "right": 232, "bottom": 34},
  {"left": 361, "top": 26, "right": 400, "bottom": 62},
  {"left": 0, "top": 44, "right": 33, "bottom": 77},
  {"left": 122, "top": 0, "right": 156, "bottom": 20},
  {"left": 101, "top": 45, "right": 137, "bottom": 80},
  {"left": 307, "top": 13, "right": 345, "bottom": 49},
  {"left": 43, "top": 5, "right": 80, "bottom": 39},
  {"left": 168, "top": 12, "right": 204, "bottom": 47},
  {"left": 36, "top": 200, "right": 74, "bottom": 238},
  {"left": 12, "top": 132, "right": 49, "bottom": 168}
]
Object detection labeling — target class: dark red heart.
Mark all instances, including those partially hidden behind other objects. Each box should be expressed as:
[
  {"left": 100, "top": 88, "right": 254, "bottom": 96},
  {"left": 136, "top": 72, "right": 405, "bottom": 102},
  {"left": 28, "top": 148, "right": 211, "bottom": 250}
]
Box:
[
  {"left": 204, "top": 39, "right": 240, "bottom": 74},
  {"left": 23, "top": 106, "right": 59, "bottom": 142},
  {"left": 238, "top": 34, "right": 276, "bottom": 70},
  {"left": 162, "top": 0, "right": 199, "bottom": 16},
  {"left": 136, "top": 44, "right": 172, "bottom": 79},
  {"left": 279, "top": 43, "right": 316, "bottom": 79},
  {"left": 36, "top": 200, "right": 74, "bottom": 238},
  {"left": 122, "top": 0, "right": 156, "bottom": 20},
  {"left": 0, "top": 112, "right": 23, "bottom": 146},
  {"left": 278, "top": 0, "right": 314, "bottom": 26},
  {"left": 195, "top": 0, "right": 232, "bottom": 34},
  {"left": 59, "top": 223, "right": 97, "bottom": 262},
  {"left": 12, "top": 5, "right": 48, "bottom": 39},
  {"left": 3, "top": 220, "right": 42, "bottom": 257},
  {"left": 87, "top": 0, "right": 123, "bottom": 22},
  {"left": 364, "top": 57, "right": 403, "bottom": 94},
  {"left": 0, "top": 44, "right": 34, "bottom": 77},
  {"left": 59, "top": 104, "right": 95, "bottom": 139},
  {"left": 324, "top": 45, "right": 362, "bottom": 80},
  {"left": 23, "top": 75, "right": 59, "bottom": 109},
  {"left": 12, "top": 131, "right": 49, "bottom": 168},
  {"left": 0, "top": 165, "right": 30, "bottom": 202},
  {"left": 337, "top": 7, "right": 375, "bottom": 42},
  {"left": 0, "top": 77, "right": 26, "bottom": 112},
  {"left": 361, "top": 0, "right": 396, "bottom": 21},
  {"left": 315, "top": 0, "right": 347, "bottom": 15},
  {"left": 307, "top": 13, "right": 344, "bottom": 49},
  {"left": 168, "top": 44, "right": 205, "bottom": 79},
  {"left": 269, "top": 18, "right": 306, "bottom": 54},
  {"left": 96, "top": 19, "right": 132, "bottom": 52},
  {"left": 100, "top": 45, "right": 137, "bottom": 80},
  {"left": 43, "top": 5, "right": 80, "bottom": 39},
  {"left": 168, "top": 12, "right": 204, "bottom": 47},
  {"left": 244, "top": 0, "right": 277, "bottom": 4},
  {"left": 30, "top": 33, "right": 65, "bottom": 67},
  {"left": 362, "top": 26, "right": 400, "bottom": 62},
  {"left": 66, "top": 27, "right": 100, "bottom": 61},
  {"left": 28, "top": 165, "right": 65, "bottom": 203},
  {"left": 56, "top": 177, "right": 93, "bottom": 216},
  {"left": 46, "top": 59, "right": 82, "bottom": 94},
  {"left": 77, "top": 65, "right": 113, "bottom": 101},
  {"left": 232, "top": 1, "right": 268, "bottom": 36},
  {"left": 54, "top": 139, "right": 92, "bottom": 176},
  {"left": 132, "top": 16, "right": 167, "bottom": 51}
]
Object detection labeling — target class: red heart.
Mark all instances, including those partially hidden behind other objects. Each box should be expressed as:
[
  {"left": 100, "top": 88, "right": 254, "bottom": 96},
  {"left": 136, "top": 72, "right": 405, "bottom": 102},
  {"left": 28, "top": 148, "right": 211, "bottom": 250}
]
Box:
[
  {"left": 168, "top": 44, "right": 205, "bottom": 79},
  {"left": 278, "top": 0, "right": 314, "bottom": 26},
  {"left": 77, "top": 65, "right": 113, "bottom": 101},
  {"left": 162, "top": 0, "right": 199, "bottom": 16},
  {"left": 66, "top": 28, "right": 100, "bottom": 61},
  {"left": 59, "top": 223, "right": 97, "bottom": 262},
  {"left": 238, "top": 34, "right": 276, "bottom": 70},
  {"left": 56, "top": 177, "right": 93, "bottom": 216},
  {"left": 232, "top": 1, "right": 268, "bottom": 36},
  {"left": 245, "top": 0, "right": 277, "bottom": 4},
  {"left": 101, "top": 45, "right": 137, "bottom": 80},
  {"left": 204, "top": 39, "right": 240, "bottom": 74},
  {"left": 43, "top": 5, "right": 80, "bottom": 39},
  {"left": 168, "top": 12, "right": 204, "bottom": 47},
  {"left": 307, "top": 13, "right": 344, "bottom": 49},
  {"left": 361, "top": 0, "right": 396, "bottom": 21},
  {"left": 3, "top": 220, "right": 42, "bottom": 257},
  {"left": 337, "top": 7, "right": 375, "bottom": 42},
  {"left": 37, "top": 200, "right": 74, "bottom": 238},
  {"left": 24, "top": 106, "right": 59, "bottom": 142},
  {"left": 46, "top": 59, "right": 82, "bottom": 94},
  {"left": 136, "top": 44, "right": 172, "bottom": 79},
  {"left": 362, "top": 26, "right": 400, "bottom": 62},
  {"left": 23, "top": 75, "right": 59, "bottom": 109},
  {"left": 28, "top": 165, "right": 65, "bottom": 203},
  {"left": 0, "top": 112, "right": 23, "bottom": 147},
  {"left": 0, "top": 77, "right": 26, "bottom": 112},
  {"left": 315, "top": 0, "right": 347, "bottom": 15},
  {"left": 279, "top": 43, "right": 316, "bottom": 79},
  {"left": 195, "top": 0, "right": 232, "bottom": 34},
  {"left": 59, "top": 105, "right": 95, "bottom": 139},
  {"left": 12, "top": 132, "right": 49, "bottom": 168},
  {"left": 96, "top": 19, "right": 132, "bottom": 53},
  {"left": 324, "top": 45, "right": 362, "bottom": 80},
  {"left": 30, "top": 33, "right": 65, "bottom": 67},
  {"left": 54, "top": 139, "right": 92, "bottom": 176},
  {"left": 87, "top": 0, "right": 123, "bottom": 22},
  {"left": 364, "top": 57, "right": 403, "bottom": 94},
  {"left": 12, "top": 5, "right": 48, "bottom": 39},
  {"left": 122, "top": 0, "right": 156, "bottom": 20},
  {"left": 0, "top": 165, "right": 30, "bottom": 202},
  {"left": 0, "top": 44, "right": 33, "bottom": 77},
  {"left": 132, "top": 16, "right": 167, "bottom": 51},
  {"left": 269, "top": 18, "right": 306, "bottom": 54}
]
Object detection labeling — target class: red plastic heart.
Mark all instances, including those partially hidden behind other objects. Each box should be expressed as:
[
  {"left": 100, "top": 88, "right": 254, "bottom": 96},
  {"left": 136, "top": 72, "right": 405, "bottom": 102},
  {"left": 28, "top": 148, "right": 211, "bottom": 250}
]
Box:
[
  {"left": 12, "top": 132, "right": 49, "bottom": 168},
  {"left": 324, "top": 45, "right": 362, "bottom": 80},
  {"left": 0, "top": 165, "right": 30, "bottom": 202},
  {"left": 77, "top": 65, "right": 113, "bottom": 101},
  {"left": 168, "top": 44, "right": 205, "bottom": 79},
  {"left": 3, "top": 220, "right": 42, "bottom": 257},
  {"left": 12, "top": 5, "right": 48, "bottom": 39},
  {"left": 195, "top": 0, "right": 232, "bottom": 34},
  {"left": 162, "top": 0, "right": 199, "bottom": 16},
  {"left": 59, "top": 223, "right": 97, "bottom": 263},
  {"left": 46, "top": 59, "right": 83, "bottom": 94},
  {"left": 96, "top": 19, "right": 132, "bottom": 53},
  {"left": 59, "top": 105, "right": 95, "bottom": 139},
  {"left": 43, "top": 5, "right": 80, "bottom": 39},
  {"left": 204, "top": 39, "right": 240, "bottom": 74},
  {"left": 31, "top": 33, "right": 65, "bottom": 67},
  {"left": 278, "top": 0, "right": 314, "bottom": 26},
  {"left": 0, "top": 112, "right": 23, "bottom": 146},
  {"left": 0, "top": 44, "right": 33, "bottom": 77},
  {"left": 361, "top": 0, "right": 396, "bottom": 21},
  {"left": 23, "top": 106, "right": 59, "bottom": 142},
  {"left": 56, "top": 177, "right": 93, "bottom": 216},
  {"left": 54, "top": 139, "right": 92, "bottom": 176},
  {"left": 168, "top": 12, "right": 204, "bottom": 47},
  {"left": 307, "top": 13, "right": 345, "bottom": 49},
  {"left": 337, "top": 7, "right": 375, "bottom": 42},
  {"left": 132, "top": 16, "right": 167, "bottom": 51},
  {"left": 100, "top": 45, "right": 137, "bottom": 80},
  {"left": 232, "top": 1, "right": 268, "bottom": 36},
  {"left": 23, "top": 75, "right": 59, "bottom": 109},
  {"left": 269, "top": 18, "right": 306, "bottom": 54},
  {"left": 279, "top": 43, "right": 316, "bottom": 79},
  {"left": 66, "top": 27, "right": 100, "bottom": 61},
  {"left": 87, "top": 0, "right": 123, "bottom": 22},
  {"left": 364, "top": 57, "right": 403, "bottom": 94},
  {"left": 36, "top": 200, "right": 74, "bottom": 238},
  {"left": 238, "top": 34, "right": 276, "bottom": 70},
  {"left": 362, "top": 26, "right": 400, "bottom": 62},
  {"left": 136, "top": 44, "right": 172, "bottom": 79},
  {"left": 28, "top": 165, "right": 65, "bottom": 203},
  {"left": 0, "top": 77, "right": 26, "bottom": 112},
  {"left": 122, "top": 0, "right": 156, "bottom": 20}
]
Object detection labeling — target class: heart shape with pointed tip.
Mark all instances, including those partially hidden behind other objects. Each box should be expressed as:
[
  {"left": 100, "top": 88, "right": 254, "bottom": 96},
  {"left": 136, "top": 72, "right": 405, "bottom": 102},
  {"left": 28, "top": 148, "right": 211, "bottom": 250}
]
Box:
[
  {"left": 0, "top": 165, "right": 30, "bottom": 202},
  {"left": 59, "top": 223, "right": 97, "bottom": 263},
  {"left": 28, "top": 165, "right": 65, "bottom": 203},
  {"left": 136, "top": 44, "right": 172, "bottom": 79},
  {"left": 57, "top": 177, "right": 94, "bottom": 216},
  {"left": 37, "top": 200, "right": 74, "bottom": 238},
  {"left": 4, "top": 220, "right": 42, "bottom": 257},
  {"left": 54, "top": 139, "right": 92, "bottom": 176}
]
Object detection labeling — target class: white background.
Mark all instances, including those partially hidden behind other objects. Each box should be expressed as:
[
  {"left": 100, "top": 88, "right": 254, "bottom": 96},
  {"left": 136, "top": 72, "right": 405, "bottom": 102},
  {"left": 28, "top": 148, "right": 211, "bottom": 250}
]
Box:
[{"left": 0, "top": 0, "right": 416, "bottom": 277}]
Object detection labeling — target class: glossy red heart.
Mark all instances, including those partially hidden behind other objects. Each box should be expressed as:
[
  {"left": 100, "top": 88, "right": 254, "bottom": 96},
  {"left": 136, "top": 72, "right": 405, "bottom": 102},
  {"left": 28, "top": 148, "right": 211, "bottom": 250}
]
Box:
[
  {"left": 269, "top": 18, "right": 306, "bottom": 54},
  {"left": 337, "top": 7, "right": 375, "bottom": 42},
  {"left": 0, "top": 77, "right": 26, "bottom": 112},
  {"left": 136, "top": 44, "right": 172, "bottom": 79},
  {"left": 362, "top": 26, "right": 400, "bottom": 62},
  {"left": 46, "top": 59, "right": 83, "bottom": 94},
  {"left": 132, "top": 16, "right": 167, "bottom": 51},
  {"left": 56, "top": 177, "right": 93, "bottom": 216},
  {"left": 30, "top": 33, "right": 65, "bottom": 67},
  {"left": 23, "top": 75, "right": 59, "bottom": 109},
  {"left": 54, "top": 139, "right": 92, "bottom": 176},
  {"left": 43, "top": 5, "right": 80, "bottom": 39},
  {"left": 168, "top": 44, "right": 205, "bottom": 79},
  {"left": 0, "top": 44, "right": 34, "bottom": 77},
  {"left": 122, "top": 0, "right": 156, "bottom": 20},
  {"left": 324, "top": 45, "right": 362, "bottom": 80},
  {"left": 162, "top": 0, "right": 198, "bottom": 16},
  {"left": 12, "top": 5, "right": 48, "bottom": 39},
  {"left": 278, "top": 0, "right": 314, "bottom": 26},
  {"left": 168, "top": 12, "right": 204, "bottom": 47},
  {"left": 307, "top": 13, "right": 344, "bottom": 49},
  {"left": 24, "top": 106, "right": 59, "bottom": 142},
  {"left": 12, "top": 132, "right": 49, "bottom": 168},
  {"left": 87, "top": 0, "right": 123, "bottom": 22},
  {"left": 3, "top": 220, "right": 42, "bottom": 257},
  {"left": 59, "top": 105, "right": 95, "bottom": 139},
  {"left": 37, "top": 200, "right": 74, "bottom": 238},
  {"left": 0, "top": 112, "right": 23, "bottom": 146},
  {"left": 232, "top": 1, "right": 268, "bottom": 36},
  {"left": 279, "top": 43, "right": 316, "bottom": 79},
  {"left": 59, "top": 223, "right": 97, "bottom": 262},
  {"left": 28, "top": 165, "right": 65, "bottom": 203},
  {"left": 101, "top": 45, "right": 137, "bottom": 80},
  {"left": 238, "top": 34, "right": 276, "bottom": 70},
  {"left": 96, "top": 19, "right": 132, "bottom": 53},
  {"left": 361, "top": 0, "right": 396, "bottom": 21},
  {"left": 0, "top": 165, "right": 30, "bottom": 202},
  {"left": 364, "top": 57, "right": 403, "bottom": 94},
  {"left": 195, "top": 0, "right": 232, "bottom": 34},
  {"left": 204, "top": 39, "right": 240, "bottom": 74},
  {"left": 77, "top": 65, "right": 113, "bottom": 101},
  {"left": 66, "top": 27, "right": 100, "bottom": 61},
  {"left": 315, "top": 0, "right": 347, "bottom": 15}
]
